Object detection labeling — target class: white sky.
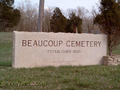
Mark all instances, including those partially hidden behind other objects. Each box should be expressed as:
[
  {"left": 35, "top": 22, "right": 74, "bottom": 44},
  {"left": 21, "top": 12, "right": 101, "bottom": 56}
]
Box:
[{"left": 14, "top": 0, "right": 99, "bottom": 11}]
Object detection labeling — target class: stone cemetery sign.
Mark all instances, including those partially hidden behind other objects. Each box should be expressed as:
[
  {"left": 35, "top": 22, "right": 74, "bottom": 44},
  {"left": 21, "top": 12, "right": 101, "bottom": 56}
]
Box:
[{"left": 12, "top": 31, "right": 107, "bottom": 68}]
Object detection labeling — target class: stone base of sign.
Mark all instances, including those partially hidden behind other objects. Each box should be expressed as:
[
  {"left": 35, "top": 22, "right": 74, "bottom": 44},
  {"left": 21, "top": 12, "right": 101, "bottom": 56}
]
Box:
[
  {"left": 103, "top": 55, "right": 120, "bottom": 66},
  {"left": 12, "top": 31, "right": 107, "bottom": 68}
]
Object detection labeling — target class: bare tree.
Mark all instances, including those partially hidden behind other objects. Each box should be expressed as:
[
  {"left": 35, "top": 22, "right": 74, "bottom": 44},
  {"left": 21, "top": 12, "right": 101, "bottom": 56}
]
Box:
[
  {"left": 65, "top": 7, "right": 89, "bottom": 33},
  {"left": 82, "top": 16, "right": 94, "bottom": 33},
  {"left": 82, "top": 6, "right": 100, "bottom": 34},
  {"left": 43, "top": 7, "right": 54, "bottom": 32},
  {"left": 65, "top": 7, "right": 89, "bottom": 18},
  {"left": 65, "top": 9, "right": 77, "bottom": 18},
  {"left": 77, "top": 6, "right": 89, "bottom": 18},
  {"left": 15, "top": 0, "right": 38, "bottom": 32}
]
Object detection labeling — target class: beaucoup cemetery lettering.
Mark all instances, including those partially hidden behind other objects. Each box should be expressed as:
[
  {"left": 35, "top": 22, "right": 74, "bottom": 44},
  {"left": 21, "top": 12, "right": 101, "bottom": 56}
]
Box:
[
  {"left": 22, "top": 40, "right": 101, "bottom": 47},
  {"left": 13, "top": 31, "right": 107, "bottom": 68}
]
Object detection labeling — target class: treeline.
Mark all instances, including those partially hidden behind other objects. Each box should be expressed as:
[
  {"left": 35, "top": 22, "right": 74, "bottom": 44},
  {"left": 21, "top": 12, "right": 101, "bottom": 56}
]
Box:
[
  {"left": 1, "top": 0, "right": 120, "bottom": 55},
  {"left": 0, "top": 0, "right": 99, "bottom": 33}
]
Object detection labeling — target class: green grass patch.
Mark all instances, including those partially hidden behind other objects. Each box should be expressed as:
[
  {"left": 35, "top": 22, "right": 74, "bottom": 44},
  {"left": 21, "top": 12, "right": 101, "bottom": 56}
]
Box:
[
  {"left": 0, "top": 66, "right": 120, "bottom": 89},
  {"left": 0, "top": 32, "right": 12, "bottom": 66},
  {"left": 113, "top": 45, "right": 120, "bottom": 55}
]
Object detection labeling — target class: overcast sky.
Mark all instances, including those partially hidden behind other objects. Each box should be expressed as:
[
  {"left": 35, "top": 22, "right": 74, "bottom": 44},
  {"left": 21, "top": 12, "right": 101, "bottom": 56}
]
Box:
[{"left": 14, "top": 0, "right": 99, "bottom": 11}]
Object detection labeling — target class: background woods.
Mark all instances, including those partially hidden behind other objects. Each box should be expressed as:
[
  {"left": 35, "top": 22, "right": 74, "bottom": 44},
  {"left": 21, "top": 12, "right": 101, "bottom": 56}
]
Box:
[
  {"left": 0, "top": 0, "right": 98, "bottom": 33},
  {"left": 1, "top": 0, "right": 120, "bottom": 55}
]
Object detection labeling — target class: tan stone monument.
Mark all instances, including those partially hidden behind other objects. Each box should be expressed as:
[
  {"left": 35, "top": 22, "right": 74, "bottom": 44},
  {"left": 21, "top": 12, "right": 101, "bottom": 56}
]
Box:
[{"left": 12, "top": 31, "right": 107, "bottom": 68}]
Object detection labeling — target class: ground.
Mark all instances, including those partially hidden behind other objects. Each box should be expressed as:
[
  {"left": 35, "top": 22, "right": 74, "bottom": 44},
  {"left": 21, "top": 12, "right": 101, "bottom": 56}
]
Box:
[{"left": 0, "top": 32, "right": 120, "bottom": 90}]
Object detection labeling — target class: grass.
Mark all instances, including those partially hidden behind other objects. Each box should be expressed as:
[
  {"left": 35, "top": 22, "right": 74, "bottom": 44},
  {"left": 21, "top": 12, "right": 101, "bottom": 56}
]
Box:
[
  {"left": 113, "top": 45, "right": 120, "bottom": 55},
  {"left": 0, "top": 66, "right": 120, "bottom": 89},
  {"left": 0, "top": 32, "right": 120, "bottom": 90},
  {"left": 0, "top": 32, "right": 12, "bottom": 66}
]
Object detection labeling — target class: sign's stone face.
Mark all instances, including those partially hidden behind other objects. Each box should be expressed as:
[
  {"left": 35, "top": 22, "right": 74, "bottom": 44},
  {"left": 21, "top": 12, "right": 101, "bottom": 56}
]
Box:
[{"left": 13, "top": 31, "right": 107, "bottom": 68}]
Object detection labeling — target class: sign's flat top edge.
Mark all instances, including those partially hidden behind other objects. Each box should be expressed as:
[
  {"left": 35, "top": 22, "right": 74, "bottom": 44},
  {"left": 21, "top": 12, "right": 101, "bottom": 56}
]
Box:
[{"left": 13, "top": 31, "right": 107, "bottom": 36}]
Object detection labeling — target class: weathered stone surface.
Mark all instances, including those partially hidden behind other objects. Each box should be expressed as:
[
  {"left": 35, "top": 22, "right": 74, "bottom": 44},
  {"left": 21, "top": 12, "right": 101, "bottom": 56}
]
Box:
[
  {"left": 113, "top": 59, "right": 118, "bottom": 63},
  {"left": 103, "top": 55, "right": 120, "bottom": 66},
  {"left": 13, "top": 31, "right": 107, "bottom": 68},
  {"left": 107, "top": 58, "right": 114, "bottom": 61},
  {"left": 117, "top": 59, "right": 120, "bottom": 62}
]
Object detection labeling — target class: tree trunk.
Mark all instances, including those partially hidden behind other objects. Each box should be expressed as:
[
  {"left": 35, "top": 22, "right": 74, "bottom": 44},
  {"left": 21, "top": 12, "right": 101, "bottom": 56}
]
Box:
[
  {"left": 108, "top": 45, "right": 112, "bottom": 56},
  {"left": 108, "top": 35, "right": 112, "bottom": 56}
]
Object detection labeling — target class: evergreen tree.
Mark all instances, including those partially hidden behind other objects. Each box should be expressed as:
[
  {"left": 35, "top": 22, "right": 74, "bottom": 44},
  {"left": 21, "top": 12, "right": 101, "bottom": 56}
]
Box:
[
  {"left": 94, "top": 0, "right": 120, "bottom": 55},
  {"left": 66, "top": 12, "right": 82, "bottom": 33},
  {"left": 50, "top": 7, "right": 67, "bottom": 32},
  {"left": 0, "top": 0, "right": 21, "bottom": 31}
]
